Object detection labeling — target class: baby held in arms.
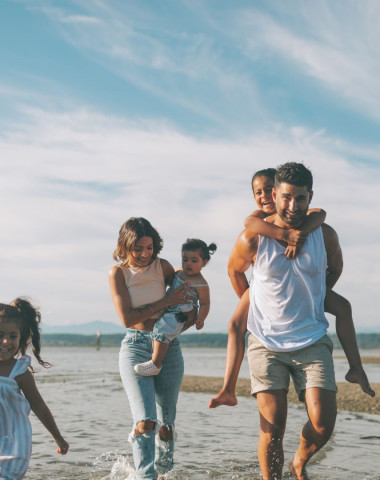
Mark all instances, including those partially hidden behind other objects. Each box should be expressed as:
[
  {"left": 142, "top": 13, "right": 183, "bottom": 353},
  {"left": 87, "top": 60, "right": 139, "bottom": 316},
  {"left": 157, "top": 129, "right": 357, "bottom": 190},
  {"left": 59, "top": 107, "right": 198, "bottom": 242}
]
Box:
[{"left": 134, "top": 238, "right": 216, "bottom": 376}]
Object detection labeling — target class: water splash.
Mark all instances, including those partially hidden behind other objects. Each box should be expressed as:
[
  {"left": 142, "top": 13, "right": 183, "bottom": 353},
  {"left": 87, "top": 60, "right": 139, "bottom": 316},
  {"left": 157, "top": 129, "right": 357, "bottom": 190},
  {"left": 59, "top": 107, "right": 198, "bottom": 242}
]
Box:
[{"left": 93, "top": 450, "right": 136, "bottom": 480}]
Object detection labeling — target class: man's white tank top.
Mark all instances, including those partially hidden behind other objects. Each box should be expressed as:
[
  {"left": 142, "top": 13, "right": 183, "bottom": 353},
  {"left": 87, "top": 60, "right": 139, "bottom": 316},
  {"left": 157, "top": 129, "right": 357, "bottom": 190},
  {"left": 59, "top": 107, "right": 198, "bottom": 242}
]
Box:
[{"left": 247, "top": 226, "right": 329, "bottom": 352}]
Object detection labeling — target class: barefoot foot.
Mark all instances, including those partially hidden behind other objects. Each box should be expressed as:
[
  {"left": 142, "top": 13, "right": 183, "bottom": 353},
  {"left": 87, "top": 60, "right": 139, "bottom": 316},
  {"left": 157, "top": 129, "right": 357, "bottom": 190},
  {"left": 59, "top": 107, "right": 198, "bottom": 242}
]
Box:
[
  {"left": 345, "top": 367, "right": 375, "bottom": 397},
  {"left": 208, "top": 390, "right": 238, "bottom": 408},
  {"left": 289, "top": 452, "right": 310, "bottom": 480}
]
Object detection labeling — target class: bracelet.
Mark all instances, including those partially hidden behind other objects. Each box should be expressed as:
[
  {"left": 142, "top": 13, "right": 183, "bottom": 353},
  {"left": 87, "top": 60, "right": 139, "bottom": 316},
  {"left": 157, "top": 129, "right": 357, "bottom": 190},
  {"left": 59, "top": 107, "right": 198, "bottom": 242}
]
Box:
[{"left": 147, "top": 305, "right": 155, "bottom": 315}]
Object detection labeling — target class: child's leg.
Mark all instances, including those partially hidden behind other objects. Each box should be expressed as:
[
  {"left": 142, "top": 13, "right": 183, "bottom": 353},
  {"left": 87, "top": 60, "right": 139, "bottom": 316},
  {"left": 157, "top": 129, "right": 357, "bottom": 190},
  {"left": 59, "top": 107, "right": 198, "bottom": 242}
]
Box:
[
  {"left": 152, "top": 340, "right": 170, "bottom": 368},
  {"left": 135, "top": 312, "right": 181, "bottom": 376},
  {"left": 209, "top": 289, "right": 249, "bottom": 408},
  {"left": 325, "top": 289, "right": 375, "bottom": 397},
  {"left": 134, "top": 340, "right": 170, "bottom": 376}
]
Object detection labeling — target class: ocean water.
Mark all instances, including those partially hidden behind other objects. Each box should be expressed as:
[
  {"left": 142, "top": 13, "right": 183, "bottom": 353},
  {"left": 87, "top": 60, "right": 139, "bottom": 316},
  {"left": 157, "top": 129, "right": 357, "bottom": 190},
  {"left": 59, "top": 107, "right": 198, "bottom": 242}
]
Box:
[{"left": 24, "top": 346, "right": 380, "bottom": 480}]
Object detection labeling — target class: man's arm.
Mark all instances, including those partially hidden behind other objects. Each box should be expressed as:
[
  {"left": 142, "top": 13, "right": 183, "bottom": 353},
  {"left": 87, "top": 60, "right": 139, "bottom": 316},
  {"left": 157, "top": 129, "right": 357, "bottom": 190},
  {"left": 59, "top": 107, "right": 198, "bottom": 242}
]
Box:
[
  {"left": 322, "top": 223, "right": 343, "bottom": 289},
  {"left": 228, "top": 230, "right": 258, "bottom": 298}
]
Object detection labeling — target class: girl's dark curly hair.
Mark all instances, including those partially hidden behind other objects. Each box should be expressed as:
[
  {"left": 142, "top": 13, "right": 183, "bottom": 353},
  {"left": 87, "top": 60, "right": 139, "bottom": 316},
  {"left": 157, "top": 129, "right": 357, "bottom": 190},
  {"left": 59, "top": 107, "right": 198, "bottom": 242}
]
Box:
[
  {"left": 251, "top": 168, "right": 277, "bottom": 192},
  {"left": 0, "top": 298, "right": 51, "bottom": 368},
  {"left": 181, "top": 238, "right": 217, "bottom": 262}
]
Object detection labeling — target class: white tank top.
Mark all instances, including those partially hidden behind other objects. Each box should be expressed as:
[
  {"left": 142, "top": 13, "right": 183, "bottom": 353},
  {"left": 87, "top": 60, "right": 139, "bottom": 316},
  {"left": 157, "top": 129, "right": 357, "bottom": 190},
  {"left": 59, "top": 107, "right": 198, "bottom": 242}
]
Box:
[{"left": 247, "top": 226, "right": 328, "bottom": 352}]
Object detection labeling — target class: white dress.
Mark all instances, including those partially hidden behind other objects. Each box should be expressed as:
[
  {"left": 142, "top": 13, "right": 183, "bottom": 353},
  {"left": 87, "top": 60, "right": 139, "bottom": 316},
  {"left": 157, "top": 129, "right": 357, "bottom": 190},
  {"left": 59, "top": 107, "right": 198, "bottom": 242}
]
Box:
[{"left": 0, "top": 355, "right": 32, "bottom": 480}]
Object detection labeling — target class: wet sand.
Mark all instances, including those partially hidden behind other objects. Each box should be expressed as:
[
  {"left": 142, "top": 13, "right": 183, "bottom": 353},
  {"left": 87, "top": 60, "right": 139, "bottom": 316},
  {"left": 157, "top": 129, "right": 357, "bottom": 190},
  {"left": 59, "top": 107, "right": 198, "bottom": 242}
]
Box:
[{"left": 181, "top": 376, "right": 380, "bottom": 415}]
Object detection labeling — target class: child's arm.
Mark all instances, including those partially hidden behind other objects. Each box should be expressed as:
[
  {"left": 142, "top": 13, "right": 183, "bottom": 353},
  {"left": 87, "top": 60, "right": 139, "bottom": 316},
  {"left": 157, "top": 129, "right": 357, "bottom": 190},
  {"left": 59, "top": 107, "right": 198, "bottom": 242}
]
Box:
[
  {"left": 244, "top": 213, "right": 307, "bottom": 247},
  {"left": 284, "top": 208, "right": 326, "bottom": 259},
  {"left": 194, "top": 282, "right": 210, "bottom": 330},
  {"left": 17, "top": 371, "right": 69, "bottom": 454},
  {"left": 244, "top": 208, "right": 326, "bottom": 259},
  {"left": 303, "top": 208, "right": 326, "bottom": 233}
]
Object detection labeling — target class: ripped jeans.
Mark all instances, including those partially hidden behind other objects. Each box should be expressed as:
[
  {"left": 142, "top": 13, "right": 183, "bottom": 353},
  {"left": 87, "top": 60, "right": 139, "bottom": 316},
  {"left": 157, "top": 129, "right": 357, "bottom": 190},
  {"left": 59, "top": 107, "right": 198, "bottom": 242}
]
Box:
[{"left": 119, "top": 329, "right": 184, "bottom": 479}]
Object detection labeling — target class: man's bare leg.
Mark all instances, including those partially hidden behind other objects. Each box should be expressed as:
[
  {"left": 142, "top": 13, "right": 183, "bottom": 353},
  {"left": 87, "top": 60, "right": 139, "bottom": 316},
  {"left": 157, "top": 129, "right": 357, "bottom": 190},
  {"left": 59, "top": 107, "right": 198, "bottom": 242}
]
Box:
[
  {"left": 209, "top": 290, "right": 249, "bottom": 408},
  {"left": 256, "top": 390, "right": 287, "bottom": 480},
  {"left": 325, "top": 290, "right": 375, "bottom": 397},
  {"left": 289, "top": 388, "right": 337, "bottom": 480}
]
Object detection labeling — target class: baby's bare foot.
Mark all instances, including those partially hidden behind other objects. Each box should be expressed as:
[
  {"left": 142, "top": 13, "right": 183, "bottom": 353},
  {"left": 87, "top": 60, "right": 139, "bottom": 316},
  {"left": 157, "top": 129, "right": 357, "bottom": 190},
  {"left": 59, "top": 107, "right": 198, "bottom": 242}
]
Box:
[
  {"left": 208, "top": 390, "right": 238, "bottom": 408},
  {"left": 345, "top": 367, "right": 375, "bottom": 397}
]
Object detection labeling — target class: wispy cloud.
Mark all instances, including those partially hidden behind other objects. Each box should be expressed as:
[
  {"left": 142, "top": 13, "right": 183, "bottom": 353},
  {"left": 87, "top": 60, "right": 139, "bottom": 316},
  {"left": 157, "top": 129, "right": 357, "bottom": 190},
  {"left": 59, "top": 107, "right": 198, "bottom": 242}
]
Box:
[
  {"left": 2, "top": 0, "right": 380, "bottom": 331},
  {"left": 26, "top": 1, "right": 264, "bottom": 131},
  {"left": 1, "top": 106, "right": 379, "bottom": 329},
  {"left": 239, "top": 1, "right": 380, "bottom": 121}
]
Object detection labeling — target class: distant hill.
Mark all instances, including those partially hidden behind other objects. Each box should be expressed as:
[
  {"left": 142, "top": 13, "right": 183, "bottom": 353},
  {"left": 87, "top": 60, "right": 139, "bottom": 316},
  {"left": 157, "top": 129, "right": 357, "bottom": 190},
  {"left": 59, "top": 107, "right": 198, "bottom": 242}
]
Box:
[
  {"left": 40, "top": 331, "right": 380, "bottom": 349},
  {"left": 41, "top": 320, "right": 125, "bottom": 335},
  {"left": 41, "top": 319, "right": 380, "bottom": 337}
]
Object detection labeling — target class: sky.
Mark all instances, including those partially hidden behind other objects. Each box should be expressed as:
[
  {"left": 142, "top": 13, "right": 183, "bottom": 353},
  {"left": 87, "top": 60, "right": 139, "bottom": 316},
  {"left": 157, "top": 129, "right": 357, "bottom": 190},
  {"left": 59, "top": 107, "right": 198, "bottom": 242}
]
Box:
[{"left": 1, "top": 0, "right": 380, "bottom": 332}]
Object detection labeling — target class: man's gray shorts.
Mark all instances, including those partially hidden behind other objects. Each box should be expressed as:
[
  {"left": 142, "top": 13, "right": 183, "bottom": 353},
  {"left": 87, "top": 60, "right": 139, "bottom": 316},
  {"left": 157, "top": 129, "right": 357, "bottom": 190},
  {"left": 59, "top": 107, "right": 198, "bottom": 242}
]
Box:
[{"left": 247, "top": 334, "right": 337, "bottom": 400}]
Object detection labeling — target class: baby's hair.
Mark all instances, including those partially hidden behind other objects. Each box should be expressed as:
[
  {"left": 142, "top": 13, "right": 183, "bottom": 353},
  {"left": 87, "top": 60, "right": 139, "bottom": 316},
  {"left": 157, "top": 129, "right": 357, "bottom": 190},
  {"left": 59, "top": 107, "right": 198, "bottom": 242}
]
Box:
[
  {"left": 0, "top": 298, "right": 51, "bottom": 368},
  {"left": 181, "top": 238, "right": 217, "bottom": 262},
  {"left": 113, "top": 217, "right": 163, "bottom": 265},
  {"left": 251, "top": 168, "right": 277, "bottom": 192}
]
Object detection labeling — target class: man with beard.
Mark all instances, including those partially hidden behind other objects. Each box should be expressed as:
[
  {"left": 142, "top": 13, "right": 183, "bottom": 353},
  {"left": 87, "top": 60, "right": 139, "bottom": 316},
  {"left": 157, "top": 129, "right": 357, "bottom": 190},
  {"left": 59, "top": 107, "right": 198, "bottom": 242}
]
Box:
[{"left": 246, "top": 162, "right": 339, "bottom": 480}]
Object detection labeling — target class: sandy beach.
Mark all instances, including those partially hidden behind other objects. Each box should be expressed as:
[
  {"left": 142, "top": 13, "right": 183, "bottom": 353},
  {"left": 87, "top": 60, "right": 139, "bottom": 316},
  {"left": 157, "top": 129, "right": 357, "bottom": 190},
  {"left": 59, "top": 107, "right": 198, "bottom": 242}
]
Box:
[{"left": 181, "top": 376, "right": 380, "bottom": 415}]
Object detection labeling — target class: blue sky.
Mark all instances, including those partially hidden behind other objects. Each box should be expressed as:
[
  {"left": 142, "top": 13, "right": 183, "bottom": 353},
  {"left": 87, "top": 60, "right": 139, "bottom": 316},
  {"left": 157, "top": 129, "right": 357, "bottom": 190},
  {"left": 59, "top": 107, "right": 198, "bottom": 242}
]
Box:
[{"left": 1, "top": 0, "right": 380, "bottom": 332}]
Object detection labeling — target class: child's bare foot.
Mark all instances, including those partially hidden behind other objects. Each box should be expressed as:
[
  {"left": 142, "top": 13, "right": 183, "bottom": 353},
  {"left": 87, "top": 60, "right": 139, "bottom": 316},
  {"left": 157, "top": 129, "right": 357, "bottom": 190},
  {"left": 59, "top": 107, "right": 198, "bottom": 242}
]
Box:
[
  {"left": 345, "top": 366, "right": 375, "bottom": 397},
  {"left": 288, "top": 458, "right": 310, "bottom": 480},
  {"left": 208, "top": 390, "right": 238, "bottom": 408}
]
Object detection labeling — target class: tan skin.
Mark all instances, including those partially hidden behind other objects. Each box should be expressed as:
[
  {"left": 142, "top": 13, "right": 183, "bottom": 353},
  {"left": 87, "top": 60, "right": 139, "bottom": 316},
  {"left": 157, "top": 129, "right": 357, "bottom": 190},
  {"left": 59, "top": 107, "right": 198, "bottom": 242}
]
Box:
[
  {"left": 209, "top": 177, "right": 327, "bottom": 409},
  {"left": 0, "top": 322, "right": 69, "bottom": 455},
  {"left": 259, "top": 184, "right": 338, "bottom": 480},
  {"left": 210, "top": 173, "right": 374, "bottom": 410},
  {"left": 109, "top": 236, "right": 196, "bottom": 441},
  {"left": 151, "top": 249, "right": 210, "bottom": 368}
]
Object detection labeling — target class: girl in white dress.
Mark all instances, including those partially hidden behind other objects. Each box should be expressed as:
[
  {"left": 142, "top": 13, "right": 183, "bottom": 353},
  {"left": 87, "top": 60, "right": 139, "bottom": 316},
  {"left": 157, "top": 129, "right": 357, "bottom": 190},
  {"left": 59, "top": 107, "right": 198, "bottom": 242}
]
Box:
[{"left": 0, "top": 298, "right": 69, "bottom": 480}]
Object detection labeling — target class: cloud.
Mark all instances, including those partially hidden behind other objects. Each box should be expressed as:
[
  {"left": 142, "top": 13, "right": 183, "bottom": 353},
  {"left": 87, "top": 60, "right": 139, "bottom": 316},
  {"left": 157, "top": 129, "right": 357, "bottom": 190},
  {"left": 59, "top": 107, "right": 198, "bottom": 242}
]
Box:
[
  {"left": 239, "top": 1, "right": 380, "bottom": 121},
  {"left": 26, "top": 1, "right": 264, "bottom": 131},
  {"left": 1, "top": 106, "right": 380, "bottom": 330}
]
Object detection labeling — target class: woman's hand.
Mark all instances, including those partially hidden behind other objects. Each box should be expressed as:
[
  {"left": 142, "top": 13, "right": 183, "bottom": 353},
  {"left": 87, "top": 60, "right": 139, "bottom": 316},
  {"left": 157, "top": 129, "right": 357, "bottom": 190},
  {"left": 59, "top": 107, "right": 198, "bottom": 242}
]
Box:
[
  {"left": 182, "top": 308, "right": 198, "bottom": 332},
  {"left": 164, "top": 283, "right": 191, "bottom": 308}
]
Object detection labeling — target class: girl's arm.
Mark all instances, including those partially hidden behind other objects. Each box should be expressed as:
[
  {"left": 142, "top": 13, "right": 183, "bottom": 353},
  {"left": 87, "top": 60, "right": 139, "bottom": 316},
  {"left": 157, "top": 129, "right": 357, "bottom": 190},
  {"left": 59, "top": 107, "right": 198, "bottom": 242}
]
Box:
[
  {"left": 284, "top": 208, "right": 326, "bottom": 258},
  {"left": 244, "top": 213, "right": 307, "bottom": 247},
  {"left": 17, "top": 371, "right": 69, "bottom": 454},
  {"left": 302, "top": 208, "right": 326, "bottom": 234},
  {"left": 109, "top": 263, "right": 189, "bottom": 329},
  {"left": 244, "top": 209, "right": 326, "bottom": 259},
  {"left": 194, "top": 280, "right": 210, "bottom": 330}
]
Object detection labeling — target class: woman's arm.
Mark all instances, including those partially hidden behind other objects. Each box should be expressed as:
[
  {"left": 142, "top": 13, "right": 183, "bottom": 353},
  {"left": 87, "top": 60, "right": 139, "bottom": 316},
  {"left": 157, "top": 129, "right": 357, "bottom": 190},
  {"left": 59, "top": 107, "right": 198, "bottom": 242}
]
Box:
[
  {"left": 17, "top": 371, "right": 69, "bottom": 454},
  {"left": 109, "top": 264, "right": 189, "bottom": 329}
]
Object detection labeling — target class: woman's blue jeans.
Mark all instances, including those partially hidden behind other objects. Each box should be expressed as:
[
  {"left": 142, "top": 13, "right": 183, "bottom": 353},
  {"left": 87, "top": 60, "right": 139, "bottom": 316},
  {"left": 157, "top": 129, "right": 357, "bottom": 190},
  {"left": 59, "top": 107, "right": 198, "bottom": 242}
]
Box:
[{"left": 119, "top": 329, "right": 184, "bottom": 479}]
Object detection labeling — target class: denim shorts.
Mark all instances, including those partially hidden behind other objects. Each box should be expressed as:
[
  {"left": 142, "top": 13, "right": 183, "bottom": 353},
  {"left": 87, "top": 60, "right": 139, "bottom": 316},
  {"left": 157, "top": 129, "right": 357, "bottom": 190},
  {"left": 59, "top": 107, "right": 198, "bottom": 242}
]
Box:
[{"left": 247, "top": 334, "right": 337, "bottom": 400}]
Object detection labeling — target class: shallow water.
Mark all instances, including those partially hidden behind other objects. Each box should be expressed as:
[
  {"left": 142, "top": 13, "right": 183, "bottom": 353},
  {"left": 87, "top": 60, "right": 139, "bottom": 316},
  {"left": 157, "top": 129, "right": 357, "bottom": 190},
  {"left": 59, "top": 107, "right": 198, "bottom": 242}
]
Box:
[{"left": 24, "top": 346, "right": 380, "bottom": 479}]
